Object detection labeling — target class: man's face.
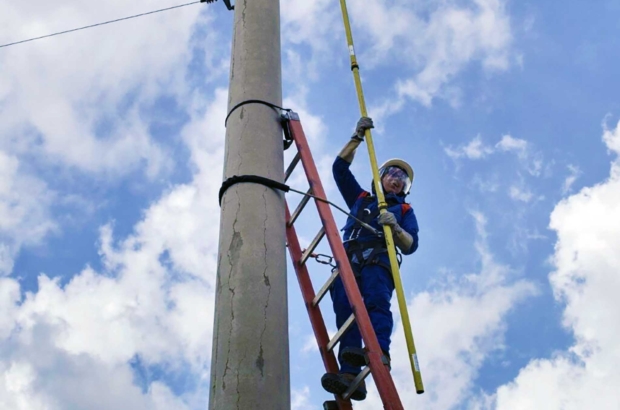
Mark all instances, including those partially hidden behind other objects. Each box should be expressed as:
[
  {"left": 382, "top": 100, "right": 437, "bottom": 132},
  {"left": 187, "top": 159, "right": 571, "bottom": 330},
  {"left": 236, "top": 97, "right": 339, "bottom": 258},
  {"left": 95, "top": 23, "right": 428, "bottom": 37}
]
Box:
[{"left": 381, "top": 167, "right": 407, "bottom": 194}]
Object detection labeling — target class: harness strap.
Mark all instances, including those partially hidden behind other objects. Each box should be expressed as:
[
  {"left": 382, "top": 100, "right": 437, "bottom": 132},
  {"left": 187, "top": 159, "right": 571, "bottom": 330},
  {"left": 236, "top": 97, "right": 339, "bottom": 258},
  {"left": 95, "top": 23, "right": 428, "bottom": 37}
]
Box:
[
  {"left": 345, "top": 193, "right": 406, "bottom": 275},
  {"left": 344, "top": 236, "right": 400, "bottom": 277}
]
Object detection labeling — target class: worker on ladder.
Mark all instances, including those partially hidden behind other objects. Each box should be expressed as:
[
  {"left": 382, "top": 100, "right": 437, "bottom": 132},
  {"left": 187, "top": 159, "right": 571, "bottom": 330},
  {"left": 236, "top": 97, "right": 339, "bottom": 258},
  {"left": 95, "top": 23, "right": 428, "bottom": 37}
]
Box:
[{"left": 321, "top": 117, "right": 419, "bottom": 401}]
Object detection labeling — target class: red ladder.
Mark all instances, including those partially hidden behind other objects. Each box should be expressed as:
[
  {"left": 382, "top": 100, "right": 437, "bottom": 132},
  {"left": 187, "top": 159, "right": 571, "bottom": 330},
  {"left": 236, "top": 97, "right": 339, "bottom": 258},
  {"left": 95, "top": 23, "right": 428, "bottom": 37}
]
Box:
[{"left": 282, "top": 111, "right": 404, "bottom": 410}]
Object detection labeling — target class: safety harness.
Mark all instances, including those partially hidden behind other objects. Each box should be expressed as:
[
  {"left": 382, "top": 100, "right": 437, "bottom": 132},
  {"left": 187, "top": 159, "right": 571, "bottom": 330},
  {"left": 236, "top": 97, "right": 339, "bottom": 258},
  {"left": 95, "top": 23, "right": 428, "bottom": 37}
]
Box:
[{"left": 344, "top": 193, "right": 403, "bottom": 276}]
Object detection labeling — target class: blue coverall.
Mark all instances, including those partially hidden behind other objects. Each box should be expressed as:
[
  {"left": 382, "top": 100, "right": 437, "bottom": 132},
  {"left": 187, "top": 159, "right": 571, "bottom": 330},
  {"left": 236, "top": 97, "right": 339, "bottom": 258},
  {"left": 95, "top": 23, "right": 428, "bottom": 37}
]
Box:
[{"left": 331, "top": 157, "right": 419, "bottom": 375}]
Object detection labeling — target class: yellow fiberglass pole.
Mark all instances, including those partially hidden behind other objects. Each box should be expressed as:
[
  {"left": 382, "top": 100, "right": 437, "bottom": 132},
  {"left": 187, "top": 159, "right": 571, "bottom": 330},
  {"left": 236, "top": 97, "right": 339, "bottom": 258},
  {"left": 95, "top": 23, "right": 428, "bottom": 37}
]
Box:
[{"left": 338, "top": 0, "right": 425, "bottom": 394}]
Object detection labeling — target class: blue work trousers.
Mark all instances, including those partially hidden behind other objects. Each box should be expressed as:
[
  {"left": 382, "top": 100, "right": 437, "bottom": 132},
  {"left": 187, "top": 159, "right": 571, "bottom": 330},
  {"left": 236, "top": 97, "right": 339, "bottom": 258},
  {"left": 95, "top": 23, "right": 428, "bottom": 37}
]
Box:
[{"left": 329, "top": 262, "right": 395, "bottom": 375}]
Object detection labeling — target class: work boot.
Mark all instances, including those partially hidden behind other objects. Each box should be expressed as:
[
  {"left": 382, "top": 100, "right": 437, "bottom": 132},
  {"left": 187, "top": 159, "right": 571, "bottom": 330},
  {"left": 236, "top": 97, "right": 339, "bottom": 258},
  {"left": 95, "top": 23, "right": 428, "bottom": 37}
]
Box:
[
  {"left": 341, "top": 347, "right": 391, "bottom": 370},
  {"left": 341, "top": 347, "right": 366, "bottom": 367},
  {"left": 321, "top": 373, "right": 367, "bottom": 401},
  {"left": 339, "top": 373, "right": 367, "bottom": 401},
  {"left": 382, "top": 350, "right": 392, "bottom": 370}
]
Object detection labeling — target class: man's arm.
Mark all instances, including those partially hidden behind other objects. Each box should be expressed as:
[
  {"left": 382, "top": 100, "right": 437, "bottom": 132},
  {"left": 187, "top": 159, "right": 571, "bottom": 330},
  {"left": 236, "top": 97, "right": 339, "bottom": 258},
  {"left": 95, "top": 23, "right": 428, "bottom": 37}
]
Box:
[
  {"left": 337, "top": 138, "right": 363, "bottom": 163},
  {"left": 332, "top": 117, "right": 375, "bottom": 208},
  {"left": 378, "top": 209, "right": 419, "bottom": 254},
  {"left": 392, "top": 224, "right": 417, "bottom": 253},
  {"left": 397, "top": 208, "right": 419, "bottom": 254},
  {"left": 338, "top": 117, "right": 373, "bottom": 163},
  {"left": 333, "top": 156, "right": 365, "bottom": 209}
]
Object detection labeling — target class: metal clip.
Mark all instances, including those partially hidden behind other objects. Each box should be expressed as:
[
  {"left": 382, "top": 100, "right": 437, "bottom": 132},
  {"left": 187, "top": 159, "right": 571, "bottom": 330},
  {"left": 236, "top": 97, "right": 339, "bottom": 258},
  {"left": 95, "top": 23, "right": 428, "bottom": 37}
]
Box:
[
  {"left": 302, "top": 251, "right": 336, "bottom": 268},
  {"left": 314, "top": 254, "right": 334, "bottom": 266}
]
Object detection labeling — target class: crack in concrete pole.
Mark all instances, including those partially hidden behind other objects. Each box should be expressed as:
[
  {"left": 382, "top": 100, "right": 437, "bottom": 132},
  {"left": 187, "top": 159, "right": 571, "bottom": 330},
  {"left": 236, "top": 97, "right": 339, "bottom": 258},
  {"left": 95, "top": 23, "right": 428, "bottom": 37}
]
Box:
[
  {"left": 209, "top": 0, "right": 289, "bottom": 408},
  {"left": 256, "top": 190, "right": 271, "bottom": 378}
]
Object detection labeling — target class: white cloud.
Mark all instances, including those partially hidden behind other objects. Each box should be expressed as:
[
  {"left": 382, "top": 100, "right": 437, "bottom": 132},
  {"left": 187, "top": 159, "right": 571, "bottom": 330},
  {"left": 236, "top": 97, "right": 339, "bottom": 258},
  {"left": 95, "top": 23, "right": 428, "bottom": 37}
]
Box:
[
  {"left": 281, "top": 0, "right": 515, "bottom": 114},
  {"left": 0, "top": 272, "right": 201, "bottom": 410},
  {"left": 487, "top": 119, "right": 620, "bottom": 409},
  {"left": 300, "top": 334, "right": 318, "bottom": 355},
  {"left": 603, "top": 119, "right": 620, "bottom": 154},
  {"left": 292, "top": 386, "right": 319, "bottom": 410},
  {"left": 0, "top": 0, "right": 211, "bottom": 176},
  {"left": 281, "top": 0, "right": 340, "bottom": 81},
  {"left": 445, "top": 134, "right": 544, "bottom": 181},
  {"left": 356, "top": 0, "right": 514, "bottom": 108},
  {"left": 0, "top": 0, "right": 232, "bottom": 275},
  {"left": 281, "top": 0, "right": 338, "bottom": 51},
  {"left": 562, "top": 164, "right": 581, "bottom": 194},
  {"left": 0, "top": 278, "right": 20, "bottom": 338},
  {"left": 358, "top": 211, "right": 537, "bottom": 410},
  {"left": 496, "top": 135, "right": 528, "bottom": 156},
  {"left": 0, "top": 351, "right": 190, "bottom": 410},
  {"left": 0, "top": 86, "right": 228, "bottom": 409},
  {"left": 471, "top": 174, "right": 500, "bottom": 193},
  {"left": 508, "top": 185, "right": 533, "bottom": 203},
  {"left": 445, "top": 135, "right": 494, "bottom": 160},
  {"left": 0, "top": 151, "right": 56, "bottom": 275},
  {"left": 445, "top": 134, "right": 532, "bottom": 163}
]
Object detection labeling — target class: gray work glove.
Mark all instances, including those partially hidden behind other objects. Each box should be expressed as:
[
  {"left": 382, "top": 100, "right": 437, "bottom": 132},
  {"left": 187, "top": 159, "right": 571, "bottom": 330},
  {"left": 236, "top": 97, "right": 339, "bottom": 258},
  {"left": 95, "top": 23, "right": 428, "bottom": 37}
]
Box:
[
  {"left": 378, "top": 211, "right": 407, "bottom": 238},
  {"left": 378, "top": 211, "right": 398, "bottom": 227},
  {"left": 352, "top": 116, "right": 374, "bottom": 141}
]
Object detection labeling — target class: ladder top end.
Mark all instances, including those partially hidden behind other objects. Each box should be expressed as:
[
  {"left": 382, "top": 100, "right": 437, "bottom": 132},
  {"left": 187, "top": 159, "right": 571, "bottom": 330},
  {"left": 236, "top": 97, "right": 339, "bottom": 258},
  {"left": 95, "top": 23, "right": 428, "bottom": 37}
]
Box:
[{"left": 282, "top": 111, "right": 300, "bottom": 121}]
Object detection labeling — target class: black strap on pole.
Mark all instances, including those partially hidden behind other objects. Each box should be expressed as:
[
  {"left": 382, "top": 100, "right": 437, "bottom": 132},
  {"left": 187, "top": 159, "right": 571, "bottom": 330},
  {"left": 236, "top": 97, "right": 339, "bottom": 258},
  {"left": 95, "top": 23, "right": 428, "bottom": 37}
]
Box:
[
  {"left": 219, "top": 175, "right": 290, "bottom": 205},
  {"left": 225, "top": 100, "right": 294, "bottom": 150},
  {"left": 225, "top": 99, "right": 290, "bottom": 126}
]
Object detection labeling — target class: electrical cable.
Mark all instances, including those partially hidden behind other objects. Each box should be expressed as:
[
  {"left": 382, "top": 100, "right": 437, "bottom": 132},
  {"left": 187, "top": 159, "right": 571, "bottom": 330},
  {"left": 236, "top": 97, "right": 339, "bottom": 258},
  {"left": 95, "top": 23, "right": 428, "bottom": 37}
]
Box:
[
  {"left": 0, "top": 1, "right": 203, "bottom": 49},
  {"left": 218, "top": 174, "right": 382, "bottom": 236},
  {"left": 286, "top": 187, "right": 382, "bottom": 236}
]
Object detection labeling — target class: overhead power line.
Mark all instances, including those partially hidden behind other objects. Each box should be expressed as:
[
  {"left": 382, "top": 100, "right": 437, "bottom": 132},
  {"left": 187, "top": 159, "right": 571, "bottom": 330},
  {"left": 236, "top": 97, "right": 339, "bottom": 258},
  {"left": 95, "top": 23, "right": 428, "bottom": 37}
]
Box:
[{"left": 0, "top": 1, "right": 203, "bottom": 49}]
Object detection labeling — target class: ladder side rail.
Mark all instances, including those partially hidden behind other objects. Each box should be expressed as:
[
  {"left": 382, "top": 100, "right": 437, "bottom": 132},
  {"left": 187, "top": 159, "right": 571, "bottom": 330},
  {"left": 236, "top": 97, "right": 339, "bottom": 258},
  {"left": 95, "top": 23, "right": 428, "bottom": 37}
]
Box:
[
  {"left": 287, "top": 117, "right": 404, "bottom": 410},
  {"left": 285, "top": 204, "right": 353, "bottom": 410}
]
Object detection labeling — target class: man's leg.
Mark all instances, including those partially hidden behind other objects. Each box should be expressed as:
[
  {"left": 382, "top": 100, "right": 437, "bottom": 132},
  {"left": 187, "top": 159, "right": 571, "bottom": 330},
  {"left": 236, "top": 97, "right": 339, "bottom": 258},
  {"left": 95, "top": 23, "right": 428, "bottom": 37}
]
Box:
[
  {"left": 329, "top": 275, "right": 362, "bottom": 375},
  {"left": 323, "top": 274, "right": 367, "bottom": 401},
  {"left": 359, "top": 264, "right": 395, "bottom": 356}
]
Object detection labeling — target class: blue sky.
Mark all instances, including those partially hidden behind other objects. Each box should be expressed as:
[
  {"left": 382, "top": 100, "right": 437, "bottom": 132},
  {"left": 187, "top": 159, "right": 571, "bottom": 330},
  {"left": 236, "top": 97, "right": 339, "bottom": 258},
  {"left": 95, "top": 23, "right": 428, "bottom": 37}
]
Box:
[{"left": 1, "top": 0, "right": 619, "bottom": 409}]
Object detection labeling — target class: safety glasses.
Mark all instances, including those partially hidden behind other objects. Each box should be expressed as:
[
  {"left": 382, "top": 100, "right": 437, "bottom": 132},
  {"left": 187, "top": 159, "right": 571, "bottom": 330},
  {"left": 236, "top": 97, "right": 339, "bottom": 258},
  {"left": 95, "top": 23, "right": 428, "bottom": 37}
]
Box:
[{"left": 381, "top": 166, "right": 411, "bottom": 194}]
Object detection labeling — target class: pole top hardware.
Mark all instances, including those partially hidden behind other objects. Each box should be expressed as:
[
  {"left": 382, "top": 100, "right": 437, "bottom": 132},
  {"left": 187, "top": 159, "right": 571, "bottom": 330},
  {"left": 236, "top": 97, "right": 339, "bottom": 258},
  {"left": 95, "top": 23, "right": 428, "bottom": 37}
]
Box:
[{"left": 201, "top": 0, "right": 234, "bottom": 10}]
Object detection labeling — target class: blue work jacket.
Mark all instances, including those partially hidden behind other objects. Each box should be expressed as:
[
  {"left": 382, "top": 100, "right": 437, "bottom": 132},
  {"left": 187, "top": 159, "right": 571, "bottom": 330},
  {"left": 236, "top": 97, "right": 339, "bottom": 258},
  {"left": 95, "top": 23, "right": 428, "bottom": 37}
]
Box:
[{"left": 333, "top": 157, "right": 419, "bottom": 255}]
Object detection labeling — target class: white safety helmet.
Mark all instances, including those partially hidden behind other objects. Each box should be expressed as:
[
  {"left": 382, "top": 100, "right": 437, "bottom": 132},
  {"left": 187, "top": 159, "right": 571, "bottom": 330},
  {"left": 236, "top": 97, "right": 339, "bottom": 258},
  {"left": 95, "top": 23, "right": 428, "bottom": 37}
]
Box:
[{"left": 378, "top": 158, "right": 415, "bottom": 195}]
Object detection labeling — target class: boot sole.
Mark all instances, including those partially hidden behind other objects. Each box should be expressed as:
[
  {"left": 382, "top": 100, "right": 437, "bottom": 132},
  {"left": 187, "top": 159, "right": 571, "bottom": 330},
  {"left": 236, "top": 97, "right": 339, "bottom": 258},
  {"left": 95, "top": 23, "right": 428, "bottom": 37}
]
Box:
[
  {"left": 321, "top": 373, "right": 367, "bottom": 401},
  {"left": 341, "top": 349, "right": 367, "bottom": 368},
  {"left": 321, "top": 373, "right": 347, "bottom": 395},
  {"left": 342, "top": 348, "right": 391, "bottom": 371},
  {"left": 349, "top": 387, "right": 367, "bottom": 401}
]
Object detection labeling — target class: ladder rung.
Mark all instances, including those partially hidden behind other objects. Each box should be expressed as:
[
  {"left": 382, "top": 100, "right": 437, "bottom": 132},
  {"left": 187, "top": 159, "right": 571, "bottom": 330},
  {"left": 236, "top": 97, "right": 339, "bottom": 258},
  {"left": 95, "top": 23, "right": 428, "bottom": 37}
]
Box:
[
  {"left": 312, "top": 268, "right": 340, "bottom": 308},
  {"left": 327, "top": 313, "right": 355, "bottom": 352},
  {"left": 300, "top": 227, "right": 325, "bottom": 266},
  {"left": 284, "top": 152, "right": 301, "bottom": 182},
  {"left": 288, "top": 188, "right": 312, "bottom": 227},
  {"left": 342, "top": 366, "right": 371, "bottom": 400}
]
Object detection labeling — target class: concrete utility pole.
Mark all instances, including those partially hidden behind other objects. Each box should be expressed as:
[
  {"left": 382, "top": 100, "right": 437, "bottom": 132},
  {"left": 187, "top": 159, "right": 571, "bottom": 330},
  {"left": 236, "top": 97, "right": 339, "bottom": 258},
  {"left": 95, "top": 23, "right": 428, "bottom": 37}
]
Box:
[{"left": 209, "top": 0, "right": 289, "bottom": 409}]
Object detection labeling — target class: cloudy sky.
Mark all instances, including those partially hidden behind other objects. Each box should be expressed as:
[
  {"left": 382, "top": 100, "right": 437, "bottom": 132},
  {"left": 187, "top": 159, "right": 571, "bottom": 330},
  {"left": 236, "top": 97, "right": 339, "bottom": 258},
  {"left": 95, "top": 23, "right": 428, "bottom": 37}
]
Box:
[{"left": 1, "top": 0, "right": 619, "bottom": 409}]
